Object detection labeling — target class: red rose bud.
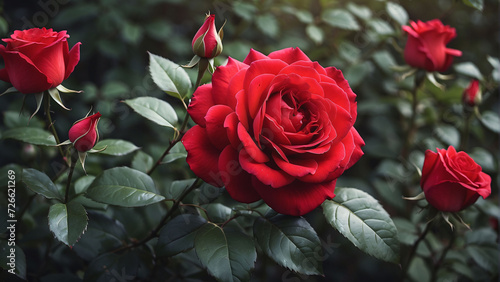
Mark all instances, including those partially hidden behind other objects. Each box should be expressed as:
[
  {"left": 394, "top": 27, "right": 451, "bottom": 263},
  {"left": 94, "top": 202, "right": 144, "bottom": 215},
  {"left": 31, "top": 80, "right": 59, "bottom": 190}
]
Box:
[
  {"left": 68, "top": 112, "right": 102, "bottom": 152},
  {"left": 192, "top": 14, "right": 223, "bottom": 59},
  {"left": 462, "top": 79, "right": 482, "bottom": 107},
  {"left": 402, "top": 19, "right": 462, "bottom": 72},
  {"left": 0, "top": 28, "right": 81, "bottom": 94},
  {"left": 420, "top": 146, "right": 491, "bottom": 212}
]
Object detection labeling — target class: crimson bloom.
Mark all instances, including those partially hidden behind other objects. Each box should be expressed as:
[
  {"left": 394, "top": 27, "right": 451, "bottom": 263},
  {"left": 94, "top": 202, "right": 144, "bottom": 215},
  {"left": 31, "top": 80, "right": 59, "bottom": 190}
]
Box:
[
  {"left": 402, "top": 19, "right": 462, "bottom": 72},
  {"left": 182, "top": 47, "right": 364, "bottom": 216},
  {"left": 421, "top": 146, "right": 491, "bottom": 212},
  {"left": 0, "top": 28, "right": 81, "bottom": 94},
  {"left": 69, "top": 112, "right": 102, "bottom": 152}
]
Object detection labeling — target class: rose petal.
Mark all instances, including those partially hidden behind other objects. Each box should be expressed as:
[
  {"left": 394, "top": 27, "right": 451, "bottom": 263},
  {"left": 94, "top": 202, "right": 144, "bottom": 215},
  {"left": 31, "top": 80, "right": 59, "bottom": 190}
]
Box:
[
  {"left": 187, "top": 84, "right": 214, "bottom": 127},
  {"left": 64, "top": 41, "right": 81, "bottom": 80},
  {"left": 182, "top": 125, "right": 223, "bottom": 187},
  {"left": 218, "top": 146, "right": 261, "bottom": 203},
  {"left": 273, "top": 153, "right": 318, "bottom": 177},
  {"left": 237, "top": 122, "right": 269, "bottom": 163},
  {"left": 212, "top": 57, "right": 248, "bottom": 109},
  {"left": 268, "top": 47, "right": 311, "bottom": 64},
  {"left": 252, "top": 178, "right": 336, "bottom": 216},
  {"left": 243, "top": 48, "right": 269, "bottom": 65},
  {"left": 239, "top": 149, "right": 294, "bottom": 188},
  {"left": 205, "top": 105, "right": 233, "bottom": 150}
]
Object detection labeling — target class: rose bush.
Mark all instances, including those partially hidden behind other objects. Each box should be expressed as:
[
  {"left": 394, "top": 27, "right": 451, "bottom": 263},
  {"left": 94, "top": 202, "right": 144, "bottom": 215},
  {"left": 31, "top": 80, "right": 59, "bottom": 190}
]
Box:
[
  {"left": 402, "top": 19, "right": 462, "bottom": 72},
  {"left": 69, "top": 112, "right": 102, "bottom": 152},
  {"left": 0, "top": 27, "right": 80, "bottom": 94},
  {"left": 421, "top": 146, "right": 491, "bottom": 212},
  {"left": 182, "top": 47, "right": 364, "bottom": 216}
]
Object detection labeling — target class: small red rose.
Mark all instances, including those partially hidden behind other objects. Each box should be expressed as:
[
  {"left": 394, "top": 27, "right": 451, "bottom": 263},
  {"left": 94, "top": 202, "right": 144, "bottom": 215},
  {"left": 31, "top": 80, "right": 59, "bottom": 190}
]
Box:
[
  {"left": 402, "top": 19, "right": 462, "bottom": 72},
  {"left": 421, "top": 146, "right": 491, "bottom": 212},
  {"left": 0, "top": 27, "right": 81, "bottom": 94},
  {"left": 462, "top": 79, "right": 482, "bottom": 107},
  {"left": 182, "top": 47, "right": 364, "bottom": 216},
  {"left": 69, "top": 112, "right": 102, "bottom": 152}
]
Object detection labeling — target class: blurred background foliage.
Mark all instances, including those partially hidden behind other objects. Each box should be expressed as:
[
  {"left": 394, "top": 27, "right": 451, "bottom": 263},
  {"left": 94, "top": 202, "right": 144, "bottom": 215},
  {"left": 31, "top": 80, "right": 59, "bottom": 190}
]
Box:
[{"left": 0, "top": 0, "right": 498, "bottom": 281}]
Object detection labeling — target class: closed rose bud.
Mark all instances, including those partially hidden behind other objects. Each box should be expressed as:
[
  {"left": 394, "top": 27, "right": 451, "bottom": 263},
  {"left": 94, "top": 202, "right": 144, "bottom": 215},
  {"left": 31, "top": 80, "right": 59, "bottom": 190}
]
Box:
[
  {"left": 192, "top": 14, "right": 223, "bottom": 59},
  {"left": 420, "top": 146, "right": 491, "bottom": 212},
  {"left": 68, "top": 112, "right": 101, "bottom": 152},
  {"left": 402, "top": 19, "right": 462, "bottom": 72},
  {"left": 462, "top": 79, "right": 482, "bottom": 107},
  {"left": 0, "top": 28, "right": 81, "bottom": 94}
]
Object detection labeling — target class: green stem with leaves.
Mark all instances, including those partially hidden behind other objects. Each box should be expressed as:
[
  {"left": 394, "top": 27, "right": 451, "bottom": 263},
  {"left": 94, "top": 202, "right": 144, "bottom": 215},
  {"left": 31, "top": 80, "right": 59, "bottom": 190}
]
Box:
[{"left": 111, "top": 177, "right": 201, "bottom": 253}]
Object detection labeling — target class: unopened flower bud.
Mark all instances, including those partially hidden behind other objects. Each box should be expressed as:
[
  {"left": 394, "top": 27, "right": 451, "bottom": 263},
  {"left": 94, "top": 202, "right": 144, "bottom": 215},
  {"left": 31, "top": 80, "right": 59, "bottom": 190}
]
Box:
[
  {"left": 192, "top": 14, "right": 223, "bottom": 59},
  {"left": 68, "top": 112, "right": 101, "bottom": 152},
  {"left": 462, "top": 79, "right": 482, "bottom": 107}
]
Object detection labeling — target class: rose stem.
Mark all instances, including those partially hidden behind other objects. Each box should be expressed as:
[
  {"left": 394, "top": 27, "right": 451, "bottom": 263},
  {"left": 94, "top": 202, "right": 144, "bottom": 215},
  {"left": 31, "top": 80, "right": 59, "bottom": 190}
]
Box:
[
  {"left": 64, "top": 148, "right": 77, "bottom": 203},
  {"left": 110, "top": 177, "right": 201, "bottom": 253},
  {"left": 430, "top": 230, "right": 456, "bottom": 281},
  {"left": 44, "top": 91, "right": 64, "bottom": 158},
  {"left": 459, "top": 109, "right": 473, "bottom": 151},
  {"left": 401, "top": 222, "right": 431, "bottom": 281}
]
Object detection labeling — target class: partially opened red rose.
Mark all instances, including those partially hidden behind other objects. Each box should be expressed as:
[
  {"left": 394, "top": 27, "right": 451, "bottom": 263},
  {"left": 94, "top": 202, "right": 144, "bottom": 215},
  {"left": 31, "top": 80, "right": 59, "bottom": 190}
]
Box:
[
  {"left": 421, "top": 146, "right": 491, "bottom": 212},
  {"left": 402, "top": 19, "right": 462, "bottom": 72},
  {"left": 182, "top": 47, "right": 364, "bottom": 216},
  {"left": 0, "top": 27, "right": 81, "bottom": 94}
]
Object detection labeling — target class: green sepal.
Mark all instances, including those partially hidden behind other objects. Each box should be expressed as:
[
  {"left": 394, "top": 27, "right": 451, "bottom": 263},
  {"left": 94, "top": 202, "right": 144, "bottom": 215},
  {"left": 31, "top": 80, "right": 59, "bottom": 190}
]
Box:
[
  {"left": 182, "top": 55, "right": 201, "bottom": 68},
  {"left": 48, "top": 87, "right": 71, "bottom": 110},
  {"left": 78, "top": 151, "right": 88, "bottom": 174},
  {"left": 30, "top": 92, "right": 44, "bottom": 121},
  {"left": 56, "top": 84, "right": 83, "bottom": 94},
  {"left": 0, "top": 86, "right": 18, "bottom": 97},
  {"left": 426, "top": 72, "right": 444, "bottom": 90}
]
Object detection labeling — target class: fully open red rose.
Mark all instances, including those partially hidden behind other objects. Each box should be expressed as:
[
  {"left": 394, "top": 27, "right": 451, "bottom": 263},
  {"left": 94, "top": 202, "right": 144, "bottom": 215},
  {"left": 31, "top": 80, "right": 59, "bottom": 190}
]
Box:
[
  {"left": 421, "top": 146, "right": 491, "bottom": 212},
  {"left": 0, "top": 28, "right": 81, "bottom": 94},
  {"left": 182, "top": 47, "right": 364, "bottom": 216},
  {"left": 402, "top": 19, "right": 462, "bottom": 72}
]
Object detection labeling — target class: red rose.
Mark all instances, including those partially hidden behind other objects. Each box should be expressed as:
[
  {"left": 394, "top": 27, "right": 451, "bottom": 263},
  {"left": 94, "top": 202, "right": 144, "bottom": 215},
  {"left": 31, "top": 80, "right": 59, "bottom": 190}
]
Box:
[
  {"left": 462, "top": 79, "right": 482, "bottom": 107},
  {"left": 402, "top": 19, "right": 462, "bottom": 72},
  {"left": 420, "top": 146, "right": 491, "bottom": 212},
  {"left": 192, "top": 14, "right": 223, "bottom": 59},
  {"left": 0, "top": 28, "right": 81, "bottom": 94},
  {"left": 69, "top": 112, "right": 101, "bottom": 152},
  {"left": 182, "top": 47, "right": 364, "bottom": 216}
]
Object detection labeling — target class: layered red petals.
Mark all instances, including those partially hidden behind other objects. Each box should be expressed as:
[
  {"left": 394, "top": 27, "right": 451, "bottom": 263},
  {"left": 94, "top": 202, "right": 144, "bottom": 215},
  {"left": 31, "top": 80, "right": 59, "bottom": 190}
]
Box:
[
  {"left": 0, "top": 28, "right": 81, "bottom": 94},
  {"left": 421, "top": 146, "right": 491, "bottom": 212},
  {"left": 183, "top": 47, "right": 364, "bottom": 216}
]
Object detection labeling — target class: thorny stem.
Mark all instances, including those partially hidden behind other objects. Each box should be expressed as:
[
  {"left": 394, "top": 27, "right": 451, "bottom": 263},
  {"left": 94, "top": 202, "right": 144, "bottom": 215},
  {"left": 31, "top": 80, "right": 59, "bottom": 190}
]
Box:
[
  {"left": 401, "top": 222, "right": 432, "bottom": 281},
  {"left": 111, "top": 178, "right": 201, "bottom": 253}
]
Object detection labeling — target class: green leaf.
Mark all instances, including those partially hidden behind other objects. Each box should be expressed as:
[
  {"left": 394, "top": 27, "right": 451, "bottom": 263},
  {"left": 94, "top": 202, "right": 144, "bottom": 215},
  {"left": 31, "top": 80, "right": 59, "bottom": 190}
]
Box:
[
  {"left": 368, "top": 19, "right": 394, "bottom": 36},
  {"left": 0, "top": 242, "right": 26, "bottom": 279},
  {"left": 148, "top": 52, "right": 191, "bottom": 99},
  {"left": 3, "top": 127, "right": 56, "bottom": 146},
  {"left": 195, "top": 224, "right": 257, "bottom": 282},
  {"left": 462, "top": 0, "right": 484, "bottom": 11},
  {"left": 94, "top": 139, "right": 139, "bottom": 156},
  {"left": 22, "top": 168, "right": 62, "bottom": 200},
  {"left": 454, "top": 62, "right": 484, "bottom": 80},
  {"left": 322, "top": 187, "right": 400, "bottom": 264},
  {"left": 306, "top": 24, "right": 324, "bottom": 45},
  {"left": 254, "top": 214, "right": 323, "bottom": 275},
  {"left": 386, "top": 2, "right": 408, "bottom": 25},
  {"left": 166, "top": 179, "right": 196, "bottom": 200},
  {"left": 469, "top": 147, "right": 497, "bottom": 173},
  {"left": 86, "top": 167, "right": 165, "bottom": 207},
  {"left": 3, "top": 111, "right": 44, "bottom": 128},
  {"left": 162, "top": 142, "right": 187, "bottom": 164},
  {"left": 467, "top": 245, "right": 498, "bottom": 273},
  {"left": 48, "top": 202, "right": 88, "bottom": 246},
  {"left": 321, "top": 9, "right": 360, "bottom": 30},
  {"left": 479, "top": 111, "right": 500, "bottom": 133},
  {"left": 347, "top": 3, "right": 372, "bottom": 20},
  {"left": 131, "top": 151, "right": 154, "bottom": 173},
  {"left": 232, "top": 2, "right": 257, "bottom": 20},
  {"left": 157, "top": 214, "right": 207, "bottom": 257},
  {"left": 434, "top": 124, "right": 460, "bottom": 148},
  {"left": 256, "top": 13, "right": 279, "bottom": 38},
  {"left": 123, "top": 96, "right": 178, "bottom": 129},
  {"left": 204, "top": 203, "right": 232, "bottom": 223},
  {"left": 74, "top": 175, "right": 96, "bottom": 194}
]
